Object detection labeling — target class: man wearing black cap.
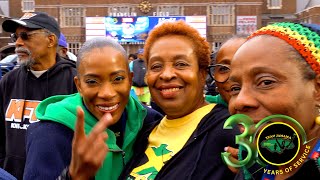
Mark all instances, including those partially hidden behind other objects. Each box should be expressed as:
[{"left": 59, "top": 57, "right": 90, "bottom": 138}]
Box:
[{"left": 0, "top": 12, "right": 77, "bottom": 179}]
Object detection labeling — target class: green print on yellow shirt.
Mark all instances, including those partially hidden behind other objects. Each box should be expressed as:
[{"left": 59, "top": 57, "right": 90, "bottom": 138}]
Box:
[
  {"left": 128, "top": 104, "right": 216, "bottom": 180},
  {"left": 130, "top": 144, "right": 172, "bottom": 179}
]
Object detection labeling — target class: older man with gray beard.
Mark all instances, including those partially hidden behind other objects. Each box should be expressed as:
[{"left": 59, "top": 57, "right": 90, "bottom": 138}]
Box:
[{"left": 0, "top": 12, "right": 77, "bottom": 179}]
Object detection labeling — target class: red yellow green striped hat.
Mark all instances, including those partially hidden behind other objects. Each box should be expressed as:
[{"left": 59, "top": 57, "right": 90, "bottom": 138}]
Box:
[{"left": 248, "top": 22, "right": 320, "bottom": 74}]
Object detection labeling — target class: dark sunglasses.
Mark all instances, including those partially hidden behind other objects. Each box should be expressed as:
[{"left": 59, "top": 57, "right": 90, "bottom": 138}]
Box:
[
  {"left": 208, "top": 64, "right": 231, "bottom": 83},
  {"left": 10, "top": 31, "right": 48, "bottom": 42}
]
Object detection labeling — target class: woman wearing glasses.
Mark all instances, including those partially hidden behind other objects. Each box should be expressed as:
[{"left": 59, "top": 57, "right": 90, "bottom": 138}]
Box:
[
  {"left": 206, "top": 36, "right": 249, "bottom": 174},
  {"left": 206, "top": 35, "right": 247, "bottom": 106}
]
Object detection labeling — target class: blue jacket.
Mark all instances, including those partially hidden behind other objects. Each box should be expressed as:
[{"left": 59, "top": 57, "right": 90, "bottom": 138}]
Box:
[{"left": 0, "top": 168, "right": 16, "bottom": 180}]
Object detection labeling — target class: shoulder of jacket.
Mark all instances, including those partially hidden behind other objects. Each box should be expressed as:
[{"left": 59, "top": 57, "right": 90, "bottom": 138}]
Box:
[
  {"left": 27, "top": 121, "right": 74, "bottom": 141},
  {"left": 197, "top": 105, "right": 230, "bottom": 129},
  {"left": 1, "top": 68, "right": 24, "bottom": 83},
  {"left": 211, "top": 104, "right": 229, "bottom": 117},
  {"left": 145, "top": 107, "right": 163, "bottom": 119}
]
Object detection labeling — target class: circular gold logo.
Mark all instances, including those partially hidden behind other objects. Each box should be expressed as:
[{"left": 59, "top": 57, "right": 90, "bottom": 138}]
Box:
[{"left": 257, "top": 122, "right": 300, "bottom": 166}]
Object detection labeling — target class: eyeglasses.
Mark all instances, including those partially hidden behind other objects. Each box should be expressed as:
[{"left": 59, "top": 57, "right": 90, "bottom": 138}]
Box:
[
  {"left": 10, "top": 31, "right": 48, "bottom": 42},
  {"left": 208, "top": 64, "right": 231, "bottom": 83}
]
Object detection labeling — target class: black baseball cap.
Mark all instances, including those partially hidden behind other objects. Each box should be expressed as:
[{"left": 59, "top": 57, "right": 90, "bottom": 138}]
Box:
[{"left": 2, "top": 12, "right": 60, "bottom": 38}]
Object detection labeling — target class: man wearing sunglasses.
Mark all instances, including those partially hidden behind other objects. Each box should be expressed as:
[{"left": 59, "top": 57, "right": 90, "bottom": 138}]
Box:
[{"left": 0, "top": 12, "right": 77, "bottom": 179}]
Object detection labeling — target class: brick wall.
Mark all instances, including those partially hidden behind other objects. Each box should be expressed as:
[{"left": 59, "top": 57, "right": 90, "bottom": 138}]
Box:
[{"left": 6, "top": 0, "right": 298, "bottom": 54}]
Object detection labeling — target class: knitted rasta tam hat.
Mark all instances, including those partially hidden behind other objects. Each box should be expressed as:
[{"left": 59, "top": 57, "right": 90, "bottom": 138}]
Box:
[{"left": 248, "top": 22, "right": 320, "bottom": 74}]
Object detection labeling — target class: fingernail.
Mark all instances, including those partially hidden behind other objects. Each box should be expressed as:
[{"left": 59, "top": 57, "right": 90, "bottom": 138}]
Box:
[
  {"left": 104, "top": 113, "right": 110, "bottom": 118},
  {"left": 224, "top": 147, "right": 228, "bottom": 152}
]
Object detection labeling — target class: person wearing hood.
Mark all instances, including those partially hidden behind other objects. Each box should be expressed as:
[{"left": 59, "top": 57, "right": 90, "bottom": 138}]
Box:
[
  {"left": 23, "top": 37, "right": 162, "bottom": 180},
  {"left": 0, "top": 12, "right": 77, "bottom": 179}
]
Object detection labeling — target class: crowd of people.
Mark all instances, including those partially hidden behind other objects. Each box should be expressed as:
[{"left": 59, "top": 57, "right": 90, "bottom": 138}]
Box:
[{"left": 0, "top": 11, "right": 319, "bottom": 180}]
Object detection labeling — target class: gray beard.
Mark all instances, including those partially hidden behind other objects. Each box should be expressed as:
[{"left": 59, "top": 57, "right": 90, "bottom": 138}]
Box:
[
  {"left": 15, "top": 47, "right": 35, "bottom": 68},
  {"left": 17, "top": 56, "right": 35, "bottom": 68}
]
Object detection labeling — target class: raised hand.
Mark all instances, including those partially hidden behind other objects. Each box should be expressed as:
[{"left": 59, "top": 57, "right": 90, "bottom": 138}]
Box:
[{"left": 69, "top": 107, "right": 112, "bottom": 179}]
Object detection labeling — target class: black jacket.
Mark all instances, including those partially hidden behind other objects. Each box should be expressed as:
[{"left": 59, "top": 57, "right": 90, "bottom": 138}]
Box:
[
  {"left": 120, "top": 104, "right": 239, "bottom": 180},
  {"left": 0, "top": 55, "right": 77, "bottom": 180}
]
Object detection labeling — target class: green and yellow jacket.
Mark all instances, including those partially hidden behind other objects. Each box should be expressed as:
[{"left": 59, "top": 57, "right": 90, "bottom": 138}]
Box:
[{"left": 23, "top": 93, "right": 162, "bottom": 180}]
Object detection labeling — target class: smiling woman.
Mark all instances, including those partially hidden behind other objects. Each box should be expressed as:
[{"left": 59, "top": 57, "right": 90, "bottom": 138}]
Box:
[
  {"left": 23, "top": 37, "right": 163, "bottom": 180},
  {"left": 119, "top": 20, "right": 239, "bottom": 180}
]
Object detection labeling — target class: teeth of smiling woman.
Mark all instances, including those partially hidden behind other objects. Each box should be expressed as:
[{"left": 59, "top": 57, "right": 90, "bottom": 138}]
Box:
[
  {"left": 98, "top": 104, "right": 118, "bottom": 111},
  {"left": 161, "top": 88, "right": 179, "bottom": 92}
]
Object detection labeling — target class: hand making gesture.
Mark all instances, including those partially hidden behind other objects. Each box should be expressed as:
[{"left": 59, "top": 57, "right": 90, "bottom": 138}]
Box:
[{"left": 69, "top": 107, "right": 112, "bottom": 179}]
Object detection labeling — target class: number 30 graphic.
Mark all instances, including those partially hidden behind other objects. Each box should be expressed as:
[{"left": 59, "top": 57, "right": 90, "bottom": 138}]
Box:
[{"left": 221, "top": 114, "right": 308, "bottom": 169}]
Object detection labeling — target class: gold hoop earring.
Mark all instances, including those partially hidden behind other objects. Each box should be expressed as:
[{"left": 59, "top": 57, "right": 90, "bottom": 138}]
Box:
[{"left": 315, "top": 105, "right": 320, "bottom": 125}]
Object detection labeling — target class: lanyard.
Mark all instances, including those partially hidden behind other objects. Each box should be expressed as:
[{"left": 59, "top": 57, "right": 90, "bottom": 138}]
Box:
[
  {"left": 309, "top": 139, "right": 320, "bottom": 174},
  {"left": 261, "top": 165, "right": 277, "bottom": 180},
  {"left": 309, "top": 139, "right": 320, "bottom": 160}
]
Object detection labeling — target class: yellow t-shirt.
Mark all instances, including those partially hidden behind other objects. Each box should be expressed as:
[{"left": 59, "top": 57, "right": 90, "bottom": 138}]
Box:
[{"left": 129, "top": 104, "right": 215, "bottom": 180}]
